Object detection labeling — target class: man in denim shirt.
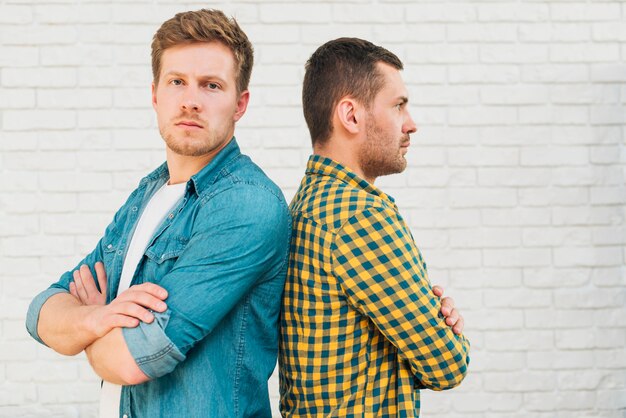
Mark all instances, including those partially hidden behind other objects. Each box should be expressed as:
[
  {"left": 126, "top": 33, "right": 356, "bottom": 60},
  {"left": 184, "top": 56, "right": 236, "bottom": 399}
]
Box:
[{"left": 25, "top": 9, "right": 290, "bottom": 418}]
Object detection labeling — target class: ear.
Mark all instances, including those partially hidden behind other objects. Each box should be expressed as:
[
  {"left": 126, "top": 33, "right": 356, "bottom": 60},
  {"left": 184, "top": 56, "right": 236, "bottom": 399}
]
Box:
[
  {"left": 335, "top": 97, "right": 362, "bottom": 135},
  {"left": 233, "top": 90, "right": 250, "bottom": 122},
  {"left": 151, "top": 82, "right": 158, "bottom": 111}
]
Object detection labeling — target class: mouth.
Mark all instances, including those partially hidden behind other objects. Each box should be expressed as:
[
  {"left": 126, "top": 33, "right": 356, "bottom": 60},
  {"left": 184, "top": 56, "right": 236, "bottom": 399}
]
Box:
[
  {"left": 400, "top": 137, "right": 410, "bottom": 154},
  {"left": 176, "top": 120, "right": 203, "bottom": 129}
]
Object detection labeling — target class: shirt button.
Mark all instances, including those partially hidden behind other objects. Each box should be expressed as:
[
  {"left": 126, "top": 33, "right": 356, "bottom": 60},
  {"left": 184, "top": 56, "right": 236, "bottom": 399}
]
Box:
[
  {"left": 168, "top": 213, "right": 174, "bottom": 219},
  {"left": 117, "top": 250, "right": 123, "bottom": 255},
  {"left": 131, "top": 206, "right": 138, "bottom": 212},
  {"left": 107, "top": 244, "right": 113, "bottom": 249},
  {"left": 123, "top": 415, "right": 128, "bottom": 418}
]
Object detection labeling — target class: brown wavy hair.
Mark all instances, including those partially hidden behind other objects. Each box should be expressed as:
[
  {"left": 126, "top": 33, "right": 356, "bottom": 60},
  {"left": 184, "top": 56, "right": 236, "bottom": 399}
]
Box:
[{"left": 151, "top": 9, "right": 253, "bottom": 93}]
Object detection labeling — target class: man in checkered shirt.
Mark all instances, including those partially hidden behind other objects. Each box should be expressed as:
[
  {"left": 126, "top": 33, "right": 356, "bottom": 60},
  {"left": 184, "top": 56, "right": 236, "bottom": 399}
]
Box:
[{"left": 279, "top": 38, "right": 471, "bottom": 417}]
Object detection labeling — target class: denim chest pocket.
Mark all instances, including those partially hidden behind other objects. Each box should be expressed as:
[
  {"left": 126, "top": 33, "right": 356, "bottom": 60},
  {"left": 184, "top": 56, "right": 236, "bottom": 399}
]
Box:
[
  {"left": 102, "top": 227, "right": 122, "bottom": 265},
  {"left": 143, "top": 236, "right": 189, "bottom": 282}
]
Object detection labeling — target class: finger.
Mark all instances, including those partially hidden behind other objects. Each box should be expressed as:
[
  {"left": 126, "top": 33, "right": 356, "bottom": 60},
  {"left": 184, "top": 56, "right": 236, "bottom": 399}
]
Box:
[
  {"left": 445, "top": 308, "right": 460, "bottom": 327},
  {"left": 94, "top": 261, "right": 108, "bottom": 295},
  {"left": 115, "top": 315, "right": 139, "bottom": 328},
  {"left": 440, "top": 296, "right": 455, "bottom": 317},
  {"left": 440, "top": 297, "right": 453, "bottom": 317},
  {"left": 116, "top": 290, "right": 167, "bottom": 312},
  {"left": 452, "top": 316, "right": 464, "bottom": 335},
  {"left": 79, "top": 263, "right": 95, "bottom": 281},
  {"left": 432, "top": 285, "right": 444, "bottom": 298},
  {"left": 110, "top": 301, "right": 157, "bottom": 323},
  {"left": 73, "top": 270, "right": 89, "bottom": 303},
  {"left": 131, "top": 282, "right": 168, "bottom": 300},
  {"left": 86, "top": 306, "right": 142, "bottom": 338},
  {"left": 69, "top": 281, "right": 78, "bottom": 299},
  {"left": 80, "top": 264, "right": 100, "bottom": 298},
  {"left": 110, "top": 314, "right": 140, "bottom": 329}
]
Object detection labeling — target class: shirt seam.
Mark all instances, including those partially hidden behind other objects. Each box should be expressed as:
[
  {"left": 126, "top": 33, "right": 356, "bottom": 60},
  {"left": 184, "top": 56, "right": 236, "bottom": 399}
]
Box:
[
  {"left": 134, "top": 341, "right": 181, "bottom": 366},
  {"left": 233, "top": 294, "right": 250, "bottom": 417}
]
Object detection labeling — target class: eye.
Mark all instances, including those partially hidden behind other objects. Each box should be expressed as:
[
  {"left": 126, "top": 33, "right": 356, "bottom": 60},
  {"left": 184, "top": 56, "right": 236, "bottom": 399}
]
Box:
[
  {"left": 207, "top": 82, "right": 220, "bottom": 90},
  {"left": 170, "top": 79, "right": 183, "bottom": 86}
]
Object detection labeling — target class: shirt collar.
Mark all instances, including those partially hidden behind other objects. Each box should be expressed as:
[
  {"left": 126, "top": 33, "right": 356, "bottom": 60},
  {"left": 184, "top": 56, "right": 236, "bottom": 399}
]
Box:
[
  {"left": 141, "top": 137, "right": 241, "bottom": 196},
  {"left": 305, "top": 154, "right": 395, "bottom": 204}
]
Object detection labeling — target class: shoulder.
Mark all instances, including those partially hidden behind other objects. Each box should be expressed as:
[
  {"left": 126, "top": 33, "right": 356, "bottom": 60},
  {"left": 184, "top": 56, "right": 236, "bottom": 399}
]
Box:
[
  {"left": 197, "top": 154, "right": 286, "bottom": 208},
  {"left": 196, "top": 156, "right": 290, "bottom": 229},
  {"left": 292, "top": 176, "right": 386, "bottom": 232}
]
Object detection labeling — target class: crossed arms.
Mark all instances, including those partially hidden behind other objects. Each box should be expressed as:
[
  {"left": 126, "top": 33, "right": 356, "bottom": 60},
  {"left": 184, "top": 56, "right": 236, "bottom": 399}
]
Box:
[
  {"left": 36, "top": 262, "right": 166, "bottom": 385},
  {"left": 28, "top": 191, "right": 466, "bottom": 389},
  {"left": 27, "top": 186, "right": 291, "bottom": 386},
  {"left": 34, "top": 261, "right": 465, "bottom": 389},
  {"left": 332, "top": 206, "right": 471, "bottom": 389}
]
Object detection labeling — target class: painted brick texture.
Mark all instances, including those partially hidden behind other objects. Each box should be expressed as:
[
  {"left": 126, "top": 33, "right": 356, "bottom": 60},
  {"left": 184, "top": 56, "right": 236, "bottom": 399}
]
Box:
[{"left": 1, "top": 1, "right": 624, "bottom": 417}]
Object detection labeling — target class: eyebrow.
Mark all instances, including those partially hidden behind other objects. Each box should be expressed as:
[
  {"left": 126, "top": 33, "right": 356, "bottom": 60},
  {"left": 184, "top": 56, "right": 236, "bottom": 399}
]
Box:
[
  {"left": 162, "top": 71, "right": 227, "bottom": 85},
  {"left": 162, "top": 71, "right": 186, "bottom": 79}
]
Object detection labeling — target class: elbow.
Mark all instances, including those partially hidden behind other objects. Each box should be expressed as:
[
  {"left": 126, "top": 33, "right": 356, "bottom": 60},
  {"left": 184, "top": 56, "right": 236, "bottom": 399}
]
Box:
[
  {"left": 53, "top": 346, "right": 84, "bottom": 357},
  {"left": 437, "top": 360, "right": 469, "bottom": 390},
  {"left": 110, "top": 353, "right": 152, "bottom": 385},
  {"left": 118, "top": 367, "right": 151, "bottom": 386},
  {"left": 416, "top": 351, "right": 470, "bottom": 391},
  {"left": 92, "top": 363, "right": 150, "bottom": 386},
  {"left": 86, "top": 351, "right": 151, "bottom": 386},
  {"left": 104, "top": 362, "right": 151, "bottom": 386}
]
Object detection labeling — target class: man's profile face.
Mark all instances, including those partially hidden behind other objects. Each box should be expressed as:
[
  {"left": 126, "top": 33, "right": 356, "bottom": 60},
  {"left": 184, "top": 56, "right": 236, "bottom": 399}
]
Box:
[
  {"left": 152, "top": 42, "right": 247, "bottom": 158},
  {"left": 358, "top": 62, "right": 417, "bottom": 181}
]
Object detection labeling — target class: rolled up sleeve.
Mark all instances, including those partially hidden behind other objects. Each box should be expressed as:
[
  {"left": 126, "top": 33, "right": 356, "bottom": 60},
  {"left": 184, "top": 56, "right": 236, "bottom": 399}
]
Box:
[
  {"left": 24, "top": 194, "right": 131, "bottom": 347},
  {"left": 25, "top": 287, "right": 69, "bottom": 345},
  {"left": 121, "top": 310, "right": 186, "bottom": 379}
]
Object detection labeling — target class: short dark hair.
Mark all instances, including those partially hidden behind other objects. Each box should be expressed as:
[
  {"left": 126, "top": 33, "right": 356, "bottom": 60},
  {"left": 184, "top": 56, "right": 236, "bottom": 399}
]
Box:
[
  {"left": 302, "top": 37, "right": 403, "bottom": 146},
  {"left": 151, "top": 9, "right": 253, "bottom": 94}
]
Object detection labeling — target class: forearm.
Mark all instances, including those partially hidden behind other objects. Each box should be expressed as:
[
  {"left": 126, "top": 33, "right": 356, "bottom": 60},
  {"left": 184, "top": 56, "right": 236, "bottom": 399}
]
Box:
[
  {"left": 410, "top": 319, "right": 470, "bottom": 390},
  {"left": 334, "top": 207, "right": 471, "bottom": 390},
  {"left": 37, "top": 293, "right": 100, "bottom": 356},
  {"left": 85, "top": 328, "right": 149, "bottom": 385}
]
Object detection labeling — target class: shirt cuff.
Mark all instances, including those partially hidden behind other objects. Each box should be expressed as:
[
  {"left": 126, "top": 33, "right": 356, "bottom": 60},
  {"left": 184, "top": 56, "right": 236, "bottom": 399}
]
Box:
[
  {"left": 26, "top": 287, "right": 69, "bottom": 345},
  {"left": 122, "top": 310, "right": 186, "bottom": 380}
]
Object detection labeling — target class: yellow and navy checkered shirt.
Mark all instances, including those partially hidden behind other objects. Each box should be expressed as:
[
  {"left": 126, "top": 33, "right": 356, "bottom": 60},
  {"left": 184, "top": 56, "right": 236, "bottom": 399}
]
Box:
[{"left": 279, "top": 155, "right": 470, "bottom": 417}]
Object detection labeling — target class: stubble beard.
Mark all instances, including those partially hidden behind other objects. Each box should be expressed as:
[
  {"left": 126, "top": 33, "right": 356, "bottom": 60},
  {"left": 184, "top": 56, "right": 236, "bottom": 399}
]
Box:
[
  {"left": 160, "top": 117, "right": 233, "bottom": 157},
  {"left": 358, "top": 118, "right": 408, "bottom": 182}
]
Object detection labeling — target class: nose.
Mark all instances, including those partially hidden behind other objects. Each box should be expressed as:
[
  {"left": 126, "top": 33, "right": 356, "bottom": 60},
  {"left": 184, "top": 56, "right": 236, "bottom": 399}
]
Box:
[
  {"left": 181, "top": 86, "right": 201, "bottom": 112},
  {"left": 404, "top": 112, "right": 417, "bottom": 134}
]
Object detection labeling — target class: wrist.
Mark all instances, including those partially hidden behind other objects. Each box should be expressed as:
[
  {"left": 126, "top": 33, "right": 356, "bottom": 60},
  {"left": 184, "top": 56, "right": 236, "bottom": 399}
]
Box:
[{"left": 75, "top": 304, "right": 104, "bottom": 343}]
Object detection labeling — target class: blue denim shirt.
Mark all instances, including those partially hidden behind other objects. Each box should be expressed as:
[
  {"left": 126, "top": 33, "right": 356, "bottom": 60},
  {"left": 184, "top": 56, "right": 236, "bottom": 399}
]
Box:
[{"left": 26, "top": 138, "right": 291, "bottom": 417}]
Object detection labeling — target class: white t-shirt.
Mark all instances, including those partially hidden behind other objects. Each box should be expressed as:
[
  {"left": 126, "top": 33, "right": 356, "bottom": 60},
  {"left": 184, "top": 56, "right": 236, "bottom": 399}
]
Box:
[{"left": 99, "top": 181, "right": 186, "bottom": 418}]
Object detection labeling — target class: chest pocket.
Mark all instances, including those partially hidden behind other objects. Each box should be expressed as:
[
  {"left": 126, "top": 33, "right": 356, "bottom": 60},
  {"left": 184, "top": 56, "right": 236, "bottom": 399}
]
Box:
[
  {"left": 143, "top": 236, "right": 189, "bottom": 283},
  {"left": 102, "top": 226, "right": 122, "bottom": 265}
]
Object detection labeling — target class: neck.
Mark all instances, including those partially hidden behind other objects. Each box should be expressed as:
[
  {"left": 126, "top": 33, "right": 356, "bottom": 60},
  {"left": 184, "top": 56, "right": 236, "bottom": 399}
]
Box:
[
  {"left": 164, "top": 132, "right": 234, "bottom": 184},
  {"left": 313, "top": 138, "right": 375, "bottom": 184},
  {"left": 165, "top": 151, "right": 211, "bottom": 185}
]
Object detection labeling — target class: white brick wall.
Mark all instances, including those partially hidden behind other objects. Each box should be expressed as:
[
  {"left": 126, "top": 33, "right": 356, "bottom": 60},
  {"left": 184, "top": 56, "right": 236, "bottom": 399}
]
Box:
[{"left": 1, "top": 1, "right": 625, "bottom": 417}]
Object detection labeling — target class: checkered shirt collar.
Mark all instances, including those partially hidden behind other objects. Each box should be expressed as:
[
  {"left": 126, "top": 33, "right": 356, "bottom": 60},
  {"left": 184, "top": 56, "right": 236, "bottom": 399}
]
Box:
[{"left": 305, "top": 154, "right": 396, "bottom": 206}]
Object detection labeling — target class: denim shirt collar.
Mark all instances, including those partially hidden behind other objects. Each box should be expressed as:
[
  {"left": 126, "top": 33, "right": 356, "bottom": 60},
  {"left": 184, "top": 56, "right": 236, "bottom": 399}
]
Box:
[{"left": 140, "top": 137, "right": 241, "bottom": 196}]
